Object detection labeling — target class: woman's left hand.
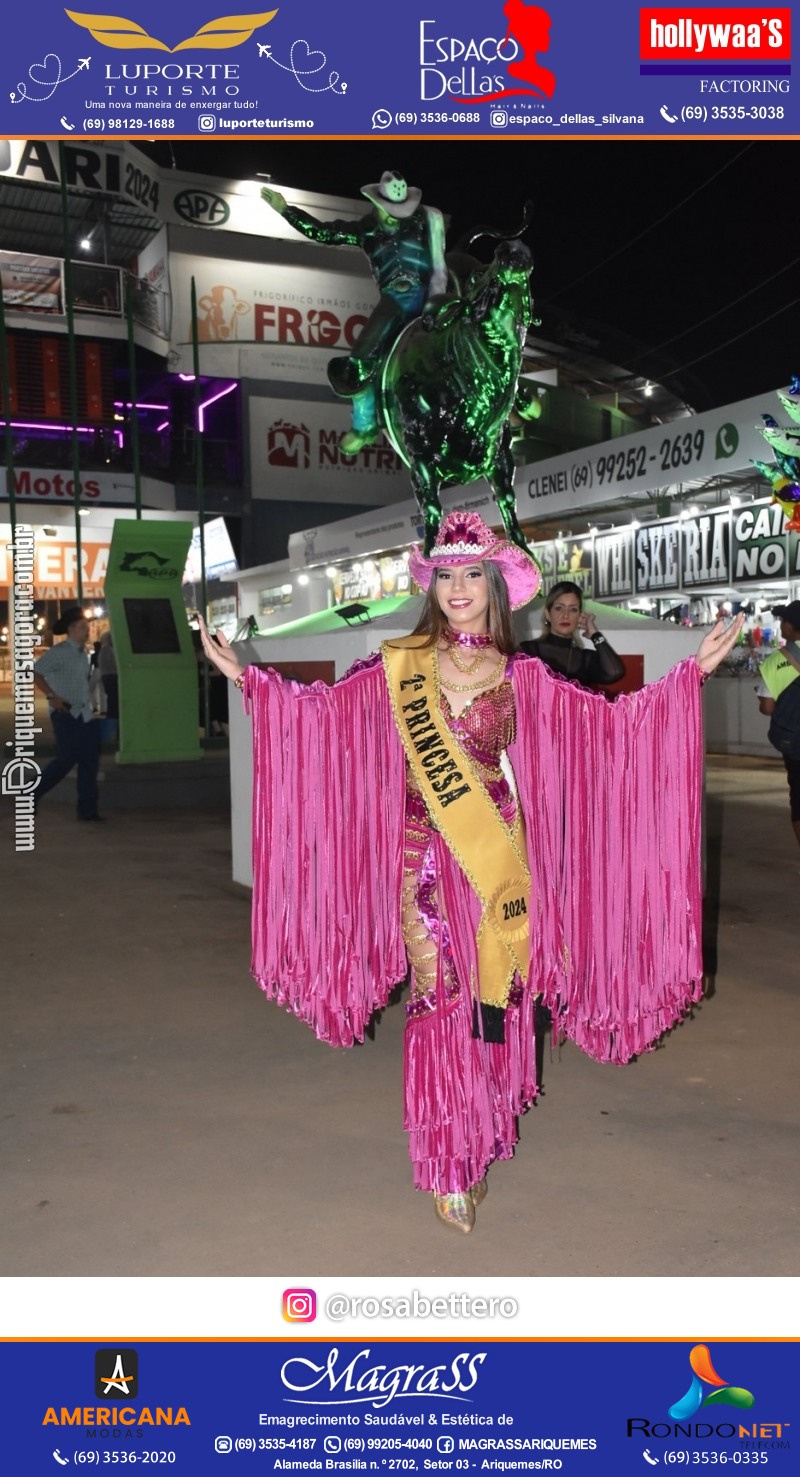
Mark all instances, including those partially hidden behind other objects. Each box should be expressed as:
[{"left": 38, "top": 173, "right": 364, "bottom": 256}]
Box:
[
  {"left": 197, "top": 615, "right": 244, "bottom": 683},
  {"left": 695, "top": 613, "right": 746, "bottom": 674},
  {"left": 581, "top": 613, "right": 598, "bottom": 637}
]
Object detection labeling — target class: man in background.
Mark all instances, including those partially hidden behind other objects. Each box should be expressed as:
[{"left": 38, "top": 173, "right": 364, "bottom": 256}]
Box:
[{"left": 33, "top": 607, "right": 104, "bottom": 822}]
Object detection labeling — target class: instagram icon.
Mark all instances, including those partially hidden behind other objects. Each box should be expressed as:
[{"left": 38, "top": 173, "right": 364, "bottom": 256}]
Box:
[{"left": 283, "top": 1288, "right": 317, "bottom": 1322}]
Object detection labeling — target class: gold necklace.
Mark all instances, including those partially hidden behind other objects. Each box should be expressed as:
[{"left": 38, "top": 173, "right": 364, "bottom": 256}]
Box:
[
  {"left": 438, "top": 654, "right": 508, "bottom": 693},
  {"left": 448, "top": 643, "right": 487, "bottom": 675}
]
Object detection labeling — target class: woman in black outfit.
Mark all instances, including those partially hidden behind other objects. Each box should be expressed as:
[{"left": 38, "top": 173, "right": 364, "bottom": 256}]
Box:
[
  {"left": 520, "top": 580, "right": 625, "bottom": 687},
  {"left": 520, "top": 581, "right": 625, "bottom": 1062}
]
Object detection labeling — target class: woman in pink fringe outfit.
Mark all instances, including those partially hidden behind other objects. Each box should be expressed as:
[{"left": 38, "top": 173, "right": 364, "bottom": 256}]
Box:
[{"left": 199, "top": 510, "right": 742, "bottom": 1234}]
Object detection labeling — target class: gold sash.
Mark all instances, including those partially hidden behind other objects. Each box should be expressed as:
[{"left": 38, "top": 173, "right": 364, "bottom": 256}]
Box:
[{"left": 382, "top": 636, "right": 531, "bottom": 1008}]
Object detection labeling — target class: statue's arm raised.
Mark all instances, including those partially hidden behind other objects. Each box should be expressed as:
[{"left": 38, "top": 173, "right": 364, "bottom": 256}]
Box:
[{"left": 261, "top": 185, "right": 361, "bottom": 247}]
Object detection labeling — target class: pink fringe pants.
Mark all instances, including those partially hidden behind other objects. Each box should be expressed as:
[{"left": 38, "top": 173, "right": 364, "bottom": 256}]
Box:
[{"left": 401, "top": 810, "right": 538, "bottom": 1196}]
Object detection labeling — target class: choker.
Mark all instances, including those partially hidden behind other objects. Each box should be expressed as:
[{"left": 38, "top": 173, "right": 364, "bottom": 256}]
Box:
[{"left": 444, "top": 628, "right": 493, "bottom": 649}]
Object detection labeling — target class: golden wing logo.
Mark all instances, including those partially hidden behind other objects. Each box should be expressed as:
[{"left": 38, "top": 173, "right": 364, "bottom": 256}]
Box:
[{"left": 64, "top": 9, "right": 279, "bottom": 52}]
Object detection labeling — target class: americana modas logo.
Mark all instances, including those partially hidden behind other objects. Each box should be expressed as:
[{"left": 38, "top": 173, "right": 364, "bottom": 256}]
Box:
[
  {"left": 65, "top": 8, "right": 278, "bottom": 52},
  {"left": 95, "top": 1349, "right": 139, "bottom": 1399},
  {"left": 668, "top": 1345, "right": 755, "bottom": 1420}
]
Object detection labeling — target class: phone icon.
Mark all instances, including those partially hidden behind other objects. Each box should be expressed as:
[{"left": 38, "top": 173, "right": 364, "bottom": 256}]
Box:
[
  {"left": 53, "top": 1451, "right": 69, "bottom": 1466},
  {"left": 643, "top": 1451, "right": 660, "bottom": 1467},
  {"left": 660, "top": 105, "right": 678, "bottom": 123},
  {"left": 60, "top": 116, "right": 76, "bottom": 131}
]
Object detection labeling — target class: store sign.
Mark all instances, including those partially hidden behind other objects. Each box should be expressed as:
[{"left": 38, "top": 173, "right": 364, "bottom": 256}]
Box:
[
  {"left": 731, "top": 500, "right": 795, "bottom": 582},
  {"left": 184, "top": 516, "right": 238, "bottom": 583},
  {"left": 522, "top": 388, "right": 795, "bottom": 517},
  {"left": 679, "top": 508, "right": 730, "bottom": 587},
  {"left": 0, "top": 139, "right": 160, "bottom": 213},
  {"left": 0, "top": 250, "right": 62, "bottom": 314},
  {"left": 538, "top": 498, "right": 799, "bottom": 599},
  {"left": 1, "top": 469, "right": 175, "bottom": 510},
  {"left": 634, "top": 521, "right": 680, "bottom": 593},
  {"left": 170, "top": 255, "right": 376, "bottom": 385},
  {"left": 594, "top": 528, "right": 635, "bottom": 599},
  {"left": 0, "top": 536, "right": 108, "bottom": 597},
  {"left": 554, "top": 535, "right": 593, "bottom": 595},
  {"left": 331, "top": 553, "right": 411, "bottom": 604},
  {"left": 249, "top": 397, "right": 407, "bottom": 506}
]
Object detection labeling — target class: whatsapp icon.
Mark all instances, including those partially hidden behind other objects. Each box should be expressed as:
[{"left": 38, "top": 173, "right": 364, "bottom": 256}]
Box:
[{"left": 715, "top": 423, "right": 739, "bottom": 459}]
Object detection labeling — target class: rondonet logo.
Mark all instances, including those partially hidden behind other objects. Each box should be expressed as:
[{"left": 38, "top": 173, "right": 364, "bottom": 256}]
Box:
[
  {"left": 65, "top": 8, "right": 278, "bottom": 51},
  {"left": 667, "top": 1345, "right": 754, "bottom": 1421},
  {"left": 640, "top": 8, "right": 792, "bottom": 61},
  {"left": 280, "top": 1348, "right": 487, "bottom": 1410}
]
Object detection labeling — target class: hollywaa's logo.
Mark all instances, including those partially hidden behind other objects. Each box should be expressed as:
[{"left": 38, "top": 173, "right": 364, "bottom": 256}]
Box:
[
  {"left": 668, "top": 1345, "right": 755, "bottom": 1421},
  {"left": 65, "top": 8, "right": 278, "bottom": 51}
]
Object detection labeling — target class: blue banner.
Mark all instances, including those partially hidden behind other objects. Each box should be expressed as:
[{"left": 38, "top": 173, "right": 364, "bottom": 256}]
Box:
[
  {"left": 1, "top": 1339, "right": 795, "bottom": 1475},
  {"left": 0, "top": 1, "right": 796, "bottom": 138}
]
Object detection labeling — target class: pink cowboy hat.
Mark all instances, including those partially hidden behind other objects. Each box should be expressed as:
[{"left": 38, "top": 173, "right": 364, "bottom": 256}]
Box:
[{"left": 408, "top": 510, "right": 541, "bottom": 610}]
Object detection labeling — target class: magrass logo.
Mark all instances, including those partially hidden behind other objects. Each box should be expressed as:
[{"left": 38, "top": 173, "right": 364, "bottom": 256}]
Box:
[
  {"left": 65, "top": 8, "right": 278, "bottom": 52},
  {"left": 95, "top": 1349, "right": 139, "bottom": 1399},
  {"left": 668, "top": 1344, "right": 755, "bottom": 1421}
]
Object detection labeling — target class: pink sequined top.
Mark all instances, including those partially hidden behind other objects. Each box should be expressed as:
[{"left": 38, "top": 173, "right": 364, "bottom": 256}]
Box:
[
  {"left": 406, "top": 679, "right": 517, "bottom": 825},
  {"left": 339, "top": 651, "right": 518, "bottom": 826}
]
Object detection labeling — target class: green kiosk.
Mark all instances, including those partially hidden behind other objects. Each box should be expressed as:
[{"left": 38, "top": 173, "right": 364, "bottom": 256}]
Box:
[{"left": 104, "top": 520, "right": 201, "bottom": 764}]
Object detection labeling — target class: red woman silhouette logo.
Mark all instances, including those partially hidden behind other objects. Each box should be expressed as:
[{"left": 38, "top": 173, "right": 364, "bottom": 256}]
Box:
[{"left": 502, "top": 1, "right": 556, "bottom": 98}]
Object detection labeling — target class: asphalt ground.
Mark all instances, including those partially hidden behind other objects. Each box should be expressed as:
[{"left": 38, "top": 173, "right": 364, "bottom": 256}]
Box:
[{"left": 1, "top": 734, "right": 797, "bottom": 1278}]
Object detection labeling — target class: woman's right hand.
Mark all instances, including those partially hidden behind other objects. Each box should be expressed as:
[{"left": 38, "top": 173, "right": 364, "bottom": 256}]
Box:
[{"left": 196, "top": 615, "right": 244, "bottom": 684}]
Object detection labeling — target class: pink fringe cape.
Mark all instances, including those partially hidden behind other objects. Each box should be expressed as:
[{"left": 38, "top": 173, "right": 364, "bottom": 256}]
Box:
[{"left": 244, "top": 654, "right": 705, "bottom": 1064}]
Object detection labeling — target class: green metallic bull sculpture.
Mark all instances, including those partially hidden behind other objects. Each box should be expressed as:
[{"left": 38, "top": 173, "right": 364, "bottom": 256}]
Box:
[{"left": 376, "top": 234, "right": 541, "bottom": 553}]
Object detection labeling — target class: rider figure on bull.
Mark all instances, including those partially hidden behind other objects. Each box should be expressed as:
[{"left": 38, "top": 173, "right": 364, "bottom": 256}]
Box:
[{"left": 261, "top": 171, "right": 448, "bottom": 456}]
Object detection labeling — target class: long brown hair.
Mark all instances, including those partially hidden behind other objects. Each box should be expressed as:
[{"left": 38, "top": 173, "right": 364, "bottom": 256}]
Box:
[{"left": 407, "top": 561, "right": 518, "bottom": 654}]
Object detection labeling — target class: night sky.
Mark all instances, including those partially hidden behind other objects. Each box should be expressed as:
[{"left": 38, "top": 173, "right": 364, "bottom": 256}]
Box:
[{"left": 141, "top": 137, "right": 800, "bottom": 414}]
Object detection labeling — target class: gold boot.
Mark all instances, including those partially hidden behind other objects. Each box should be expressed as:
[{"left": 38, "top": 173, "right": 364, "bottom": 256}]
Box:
[
  {"left": 470, "top": 1178, "right": 488, "bottom": 1207},
  {"left": 433, "top": 1192, "right": 475, "bottom": 1233}
]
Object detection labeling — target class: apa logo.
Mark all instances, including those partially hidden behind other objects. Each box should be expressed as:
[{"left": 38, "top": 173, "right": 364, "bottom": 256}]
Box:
[
  {"left": 174, "top": 190, "right": 230, "bottom": 226},
  {"left": 65, "top": 8, "right": 278, "bottom": 53},
  {"left": 268, "top": 420, "right": 311, "bottom": 470},
  {"left": 668, "top": 1345, "right": 754, "bottom": 1421}
]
